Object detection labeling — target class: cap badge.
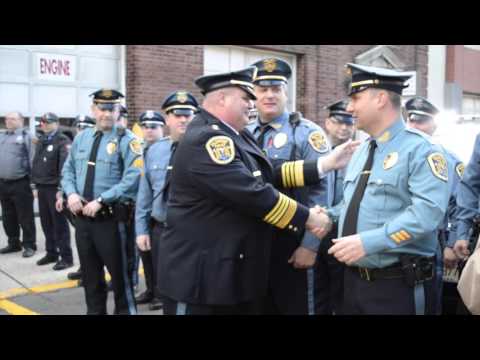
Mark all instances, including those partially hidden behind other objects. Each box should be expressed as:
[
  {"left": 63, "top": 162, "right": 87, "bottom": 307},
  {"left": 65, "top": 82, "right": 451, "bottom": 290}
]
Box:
[
  {"left": 176, "top": 92, "right": 188, "bottom": 103},
  {"left": 264, "top": 59, "right": 277, "bottom": 73}
]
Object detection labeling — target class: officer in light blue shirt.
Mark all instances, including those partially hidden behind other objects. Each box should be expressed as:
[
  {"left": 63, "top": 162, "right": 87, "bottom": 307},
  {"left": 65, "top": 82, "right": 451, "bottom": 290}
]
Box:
[
  {"left": 327, "top": 63, "right": 449, "bottom": 315},
  {"left": 247, "top": 57, "right": 334, "bottom": 315},
  {"left": 405, "top": 96, "right": 464, "bottom": 314},
  {"left": 61, "top": 89, "right": 142, "bottom": 315},
  {"left": 135, "top": 91, "right": 199, "bottom": 311}
]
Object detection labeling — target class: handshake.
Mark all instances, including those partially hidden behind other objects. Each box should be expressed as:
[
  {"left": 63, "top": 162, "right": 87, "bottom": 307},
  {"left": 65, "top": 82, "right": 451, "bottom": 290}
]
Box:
[{"left": 306, "top": 205, "right": 332, "bottom": 239}]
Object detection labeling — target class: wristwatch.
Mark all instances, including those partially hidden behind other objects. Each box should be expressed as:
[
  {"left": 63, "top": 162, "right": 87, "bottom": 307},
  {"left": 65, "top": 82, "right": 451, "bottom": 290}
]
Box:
[{"left": 96, "top": 196, "right": 104, "bottom": 204}]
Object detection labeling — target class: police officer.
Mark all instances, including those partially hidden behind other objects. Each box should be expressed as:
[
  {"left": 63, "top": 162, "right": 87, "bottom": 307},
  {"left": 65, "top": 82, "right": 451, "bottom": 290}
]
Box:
[
  {"left": 0, "top": 111, "right": 37, "bottom": 257},
  {"left": 136, "top": 91, "right": 198, "bottom": 311},
  {"left": 158, "top": 67, "right": 333, "bottom": 315},
  {"left": 325, "top": 63, "right": 449, "bottom": 315},
  {"left": 65, "top": 114, "right": 96, "bottom": 282},
  {"left": 314, "top": 99, "right": 356, "bottom": 314},
  {"left": 32, "top": 112, "right": 73, "bottom": 270},
  {"left": 61, "top": 89, "right": 142, "bottom": 315},
  {"left": 246, "top": 58, "right": 334, "bottom": 315},
  {"left": 404, "top": 96, "right": 464, "bottom": 314}
]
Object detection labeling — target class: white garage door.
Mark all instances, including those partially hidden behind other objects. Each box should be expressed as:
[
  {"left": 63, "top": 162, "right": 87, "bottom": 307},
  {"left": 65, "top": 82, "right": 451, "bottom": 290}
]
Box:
[
  {"left": 204, "top": 45, "right": 297, "bottom": 111},
  {"left": 0, "top": 45, "right": 124, "bottom": 130}
]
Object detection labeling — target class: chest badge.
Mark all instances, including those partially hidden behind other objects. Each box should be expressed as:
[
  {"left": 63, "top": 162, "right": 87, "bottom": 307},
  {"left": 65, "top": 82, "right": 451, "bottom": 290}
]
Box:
[
  {"left": 47, "top": 145, "right": 54, "bottom": 152},
  {"left": 308, "top": 131, "right": 328, "bottom": 153},
  {"left": 383, "top": 152, "right": 399, "bottom": 170},
  {"left": 106, "top": 142, "right": 117, "bottom": 155},
  {"left": 273, "top": 133, "right": 288, "bottom": 149},
  {"left": 16, "top": 136, "right": 24, "bottom": 144}
]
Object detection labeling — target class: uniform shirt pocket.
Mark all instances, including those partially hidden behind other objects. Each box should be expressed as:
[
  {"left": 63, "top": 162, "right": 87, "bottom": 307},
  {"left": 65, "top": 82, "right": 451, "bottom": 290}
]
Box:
[{"left": 367, "top": 173, "right": 402, "bottom": 213}]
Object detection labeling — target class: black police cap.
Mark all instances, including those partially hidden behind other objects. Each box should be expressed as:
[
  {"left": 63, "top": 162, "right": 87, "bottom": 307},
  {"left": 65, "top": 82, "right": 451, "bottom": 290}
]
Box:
[
  {"left": 41, "top": 112, "right": 59, "bottom": 123},
  {"left": 252, "top": 58, "right": 292, "bottom": 86},
  {"left": 161, "top": 91, "right": 199, "bottom": 116},
  {"left": 346, "top": 63, "right": 412, "bottom": 96},
  {"left": 405, "top": 96, "right": 439, "bottom": 122},
  {"left": 195, "top": 67, "right": 257, "bottom": 100},
  {"left": 323, "top": 99, "right": 355, "bottom": 125},
  {"left": 90, "top": 89, "right": 124, "bottom": 111},
  {"left": 139, "top": 110, "right": 165, "bottom": 126}
]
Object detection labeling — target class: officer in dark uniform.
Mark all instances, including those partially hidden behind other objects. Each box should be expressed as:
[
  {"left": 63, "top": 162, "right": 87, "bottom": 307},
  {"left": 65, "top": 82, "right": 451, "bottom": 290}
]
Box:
[
  {"left": 314, "top": 99, "right": 356, "bottom": 314},
  {"left": 0, "top": 111, "right": 37, "bottom": 257},
  {"left": 61, "top": 89, "right": 142, "bottom": 315},
  {"left": 158, "top": 67, "right": 332, "bottom": 315},
  {"left": 326, "top": 64, "right": 449, "bottom": 315},
  {"left": 247, "top": 58, "right": 334, "bottom": 315},
  {"left": 404, "top": 96, "right": 464, "bottom": 314},
  {"left": 32, "top": 112, "right": 73, "bottom": 270},
  {"left": 136, "top": 91, "right": 199, "bottom": 311}
]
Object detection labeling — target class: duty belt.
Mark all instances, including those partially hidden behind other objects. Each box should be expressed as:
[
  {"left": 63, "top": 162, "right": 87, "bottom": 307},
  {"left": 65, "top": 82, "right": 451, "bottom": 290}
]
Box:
[{"left": 355, "top": 264, "right": 404, "bottom": 281}]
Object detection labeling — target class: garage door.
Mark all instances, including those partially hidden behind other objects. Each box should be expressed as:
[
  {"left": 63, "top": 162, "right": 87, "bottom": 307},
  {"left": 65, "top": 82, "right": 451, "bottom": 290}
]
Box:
[{"left": 0, "top": 45, "right": 124, "bottom": 130}]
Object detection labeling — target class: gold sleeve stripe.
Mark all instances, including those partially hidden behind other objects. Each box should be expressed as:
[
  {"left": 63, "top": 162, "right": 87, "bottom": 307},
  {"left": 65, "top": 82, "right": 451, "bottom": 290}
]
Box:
[
  {"left": 281, "top": 163, "right": 290, "bottom": 187},
  {"left": 294, "top": 160, "right": 305, "bottom": 187},
  {"left": 264, "top": 193, "right": 289, "bottom": 224},
  {"left": 263, "top": 193, "right": 298, "bottom": 229},
  {"left": 399, "top": 230, "right": 411, "bottom": 240},
  {"left": 276, "top": 199, "right": 298, "bottom": 229},
  {"left": 396, "top": 232, "right": 407, "bottom": 241},
  {"left": 287, "top": 163, "right": 295, "bottom": 188},
  {"left": 390, "top": 234, "right": 402, "bottom": 244}
]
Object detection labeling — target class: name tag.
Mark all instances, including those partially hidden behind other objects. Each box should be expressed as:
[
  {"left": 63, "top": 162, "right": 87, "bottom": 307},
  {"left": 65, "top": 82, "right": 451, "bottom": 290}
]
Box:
[
  {"left": 253, "top": 170, "right": 262, "bottom": 177},
  {"left": 167, "top": 166, "right": 173, "bottom": 170}
]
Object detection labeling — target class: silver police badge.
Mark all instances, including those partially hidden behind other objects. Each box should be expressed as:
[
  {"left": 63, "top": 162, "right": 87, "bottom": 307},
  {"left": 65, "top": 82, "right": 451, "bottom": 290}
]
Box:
[
  {"left": 273, "top": 133, "right": 288, "bottom": 148},
  {"left": 383, "top": 152, "right": 398, "bottom": 170},
  {"left": 16, "top": 136, "right": 23, "bottom": 144},
  {"left": 47, "top": 145, "right": 54, "bottom": 152}
]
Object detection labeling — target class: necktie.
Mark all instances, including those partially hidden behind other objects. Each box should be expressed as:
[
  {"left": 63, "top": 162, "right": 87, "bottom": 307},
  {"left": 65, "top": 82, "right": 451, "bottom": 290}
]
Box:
[
  {"left": 162, "top": 142, "right": 178, "bottom": 203},
  {"left": 256, "top": 124, "right": 271, "bottom": 149},
  {"left": 342, "top": 140, "right": 377, "bottom": 237},
  {"left": 83, "top": 131, "right": 103, "bottom": 201}
]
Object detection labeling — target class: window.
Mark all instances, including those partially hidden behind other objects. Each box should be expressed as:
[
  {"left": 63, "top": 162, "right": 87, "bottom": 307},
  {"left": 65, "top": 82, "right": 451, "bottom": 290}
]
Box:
[
  {"left": 204, "top": 46, "right": 297, "bottom": 111},
  {"left": 462, "top": 94, "right": 480, "bottom": 114}
]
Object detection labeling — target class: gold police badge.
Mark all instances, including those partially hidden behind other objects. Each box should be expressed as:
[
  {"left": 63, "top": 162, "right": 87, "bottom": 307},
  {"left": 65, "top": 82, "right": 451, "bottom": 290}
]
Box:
[
  {"left": 427, "top": 152, "right": 448, "bottom": 181},
  {"left": 102, "top": 89, "right": 113, "bottom": 98},
  {"left": 129, "top": 139, "right": 143, "bottom": 155},
  {"left": 264, "top": 59, "right": 277, "bottom": 73},
  {"left": 205, "top": 136, "right": 235, "bottom": 165},
  {"left": 383, "top": 152, "right": 398, "bottom": 170},
  {"left": 456, "top": 163, "right": 465, "bottom": 178},
  {"left": 106, "top": 142, "right": 117, "bottom": 155},
  {"left": 176, "top": 91, "right": 188, "bottom": 103},
  {"left": 308, "top": 131, "right": 328, "bottom": 153}
]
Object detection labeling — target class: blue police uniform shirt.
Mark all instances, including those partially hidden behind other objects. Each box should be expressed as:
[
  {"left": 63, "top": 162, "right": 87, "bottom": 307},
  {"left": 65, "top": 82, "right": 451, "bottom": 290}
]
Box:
[
  {"left": 330, "top": 119, "right": 449, "bottom": 268},
  {"left": 332, "top": 144, "right": 348, "bottom": 206},
  {"left": 0, "top": 127, "right": 34, "bottom": 180},
  {"left": 246, "top": 111, "right": 335, "bottom": 252},
  {"left": 135, "top": 137, "right": 172, "bottom": 236},
  {"left": 61, "top": 125, "right": 141, "bottom": 204},
  {"left": 455, "top": 133, "right": 480, "bottom": 241}
]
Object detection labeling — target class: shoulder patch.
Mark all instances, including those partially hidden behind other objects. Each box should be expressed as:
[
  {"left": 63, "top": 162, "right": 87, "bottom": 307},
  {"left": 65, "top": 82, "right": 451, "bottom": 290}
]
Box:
[
  {"left": 205, "top": 136, "right": 235, "bottom": 165},
  {"left": 427, "top": 152, "right": 448, "bottom": 182},
  {"left": 308, "top": 130, "right": 328, "bottom": 153},
  {"left": 129, "top": 139, "right": 143, "bottom": 155},
  {"left": 456, "top": 162, "right": 465, "bottom": 178}
]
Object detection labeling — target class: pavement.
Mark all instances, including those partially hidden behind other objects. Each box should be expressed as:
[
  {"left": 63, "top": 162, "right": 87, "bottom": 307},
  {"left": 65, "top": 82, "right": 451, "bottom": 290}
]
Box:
[{"left": 0, "top": 217, "right": 162, "bottom": 315}]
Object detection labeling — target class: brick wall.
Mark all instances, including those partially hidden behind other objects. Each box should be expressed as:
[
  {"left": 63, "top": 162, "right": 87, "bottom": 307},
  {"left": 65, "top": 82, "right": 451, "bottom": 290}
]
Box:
[{"left": 126, "top": 45, "right": 428, "bottom": 128}]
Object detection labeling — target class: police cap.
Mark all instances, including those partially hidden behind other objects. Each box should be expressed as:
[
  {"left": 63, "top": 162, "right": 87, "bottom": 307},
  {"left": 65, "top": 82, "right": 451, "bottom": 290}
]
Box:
[
  {"left": 195, "top": 67, "right": 257, "bottom": 100},
  {"left": 252, "top": 58, "right": 292, "bottom": 87},
  {"left": 161, "top": 91, "right": 199, "bottom": 116}
]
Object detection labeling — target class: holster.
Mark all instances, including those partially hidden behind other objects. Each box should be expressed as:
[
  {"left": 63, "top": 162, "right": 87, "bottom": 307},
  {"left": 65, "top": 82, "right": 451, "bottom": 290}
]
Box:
[
  {"left": 112, "top": 202, "right": 135, "bottom": 224},
  {"left": 399, "top": 254, "right": 435, "bottom": 287}
]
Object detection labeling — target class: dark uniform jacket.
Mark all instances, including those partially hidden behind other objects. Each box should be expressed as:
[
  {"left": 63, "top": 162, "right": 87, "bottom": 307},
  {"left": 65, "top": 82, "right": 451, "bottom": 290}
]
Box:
[
  {"left": 158, "top": 108, "right": 312, "bottom": 306},
  {"left": 32, "top": 131, "right": 71, "bottom": 186}
]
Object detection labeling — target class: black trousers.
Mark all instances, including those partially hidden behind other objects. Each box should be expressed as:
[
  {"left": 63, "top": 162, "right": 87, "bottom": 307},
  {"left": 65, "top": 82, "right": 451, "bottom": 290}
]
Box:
[
  {"left": 314, "top": 234, "right": 345, "bottom": 315},
  {"left": 75, "top": 216, "right": 137, "bottom": 315},
  {"left": 37, "top": 185, "right": 72, "bottom": 262},
  {"left": 0, "top": 177, "right": 36, "bottom": 249},
  {"left": 123, "top": 220, "right": 139, "bottom": 288},
  {"left": 343, "top": 265, "right": 436, "bottom": 315},
  {"left": 140, "top": 221, "right": 163, "bottom": 298},
  {"left": 163, "top": 296, "right": 262, "bottom": 315}
]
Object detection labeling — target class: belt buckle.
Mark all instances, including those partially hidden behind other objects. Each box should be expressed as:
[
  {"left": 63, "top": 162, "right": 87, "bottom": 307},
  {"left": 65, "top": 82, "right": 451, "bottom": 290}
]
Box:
[{"left": 359, "top": 267, "right": 372, "bottom": 281}]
